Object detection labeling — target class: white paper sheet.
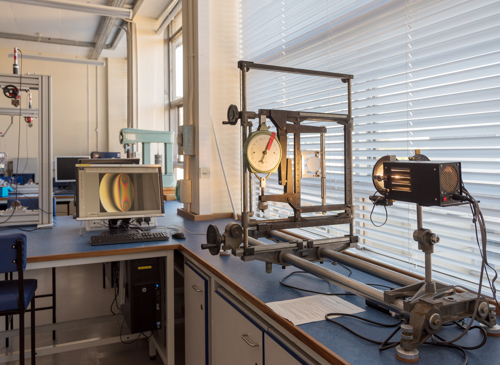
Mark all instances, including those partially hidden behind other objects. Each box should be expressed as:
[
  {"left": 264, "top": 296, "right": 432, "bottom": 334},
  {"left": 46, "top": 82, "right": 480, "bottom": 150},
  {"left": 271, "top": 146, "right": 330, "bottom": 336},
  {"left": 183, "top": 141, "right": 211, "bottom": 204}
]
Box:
[{"left": 266, "top": 295, "right": 364, "bottom": 325}]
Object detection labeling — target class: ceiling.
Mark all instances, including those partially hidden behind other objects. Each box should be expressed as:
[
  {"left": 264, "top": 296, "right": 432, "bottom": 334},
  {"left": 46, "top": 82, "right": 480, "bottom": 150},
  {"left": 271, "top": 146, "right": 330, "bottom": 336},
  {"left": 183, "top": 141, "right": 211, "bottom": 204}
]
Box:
[{"left": 0, "top": 0, "right": 174, "bottom": 60}]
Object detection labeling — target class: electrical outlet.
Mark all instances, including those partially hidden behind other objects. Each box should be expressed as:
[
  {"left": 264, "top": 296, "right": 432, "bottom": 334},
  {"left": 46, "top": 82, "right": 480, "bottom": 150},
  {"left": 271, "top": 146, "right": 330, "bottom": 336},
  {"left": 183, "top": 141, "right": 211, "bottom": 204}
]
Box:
[{"left": 200, "top": 168, "right": 210, "bottom": 178}]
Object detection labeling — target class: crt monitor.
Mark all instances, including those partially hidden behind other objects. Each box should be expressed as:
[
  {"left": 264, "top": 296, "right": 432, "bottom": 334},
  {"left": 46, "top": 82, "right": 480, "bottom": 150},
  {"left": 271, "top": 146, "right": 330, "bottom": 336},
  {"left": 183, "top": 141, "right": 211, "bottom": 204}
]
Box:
[
  {"left": 76, "top": 164, "right": 164, "bottom": 221},
  {"left": 55, "top": 156, "right": 89, "bottom": 182}
]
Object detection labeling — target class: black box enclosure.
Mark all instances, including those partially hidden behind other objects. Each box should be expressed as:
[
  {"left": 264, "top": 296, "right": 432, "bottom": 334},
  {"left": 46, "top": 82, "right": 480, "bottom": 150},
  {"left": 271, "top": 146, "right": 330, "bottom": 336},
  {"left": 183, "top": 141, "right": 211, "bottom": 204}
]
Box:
[{"left": 383, "top": 161, "right": 462, "bottom": 207}]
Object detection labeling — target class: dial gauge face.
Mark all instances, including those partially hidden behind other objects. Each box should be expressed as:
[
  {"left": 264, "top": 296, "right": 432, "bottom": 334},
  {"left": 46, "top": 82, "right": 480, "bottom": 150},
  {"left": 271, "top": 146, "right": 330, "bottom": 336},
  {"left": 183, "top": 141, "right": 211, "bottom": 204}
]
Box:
[{"left": 244, "top": 131, "right": 282, "bottom": 174}]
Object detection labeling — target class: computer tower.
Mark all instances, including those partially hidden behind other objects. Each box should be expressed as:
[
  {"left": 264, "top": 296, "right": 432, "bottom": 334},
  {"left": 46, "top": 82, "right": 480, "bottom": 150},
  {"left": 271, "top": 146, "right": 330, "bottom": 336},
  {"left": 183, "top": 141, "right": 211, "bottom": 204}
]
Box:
[{"left": 122, "top": 258, "right": 163, "bottom": 333}]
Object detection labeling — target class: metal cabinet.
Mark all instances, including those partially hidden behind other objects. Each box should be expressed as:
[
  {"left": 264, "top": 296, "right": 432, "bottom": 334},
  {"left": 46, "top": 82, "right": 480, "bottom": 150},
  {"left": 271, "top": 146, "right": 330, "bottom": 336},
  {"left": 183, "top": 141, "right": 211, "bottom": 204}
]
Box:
[
  {"left": 212, "top": 289, "right": 264, "bottom": 365},
  {"left": 183, "top": 259, "right": 318, "bottom": 365},
  {"left": 264, "top": 332, "right": 307, "bottom": 365},
  {"left": 184, "top": 262, "right": 208, "bottom": 365}
]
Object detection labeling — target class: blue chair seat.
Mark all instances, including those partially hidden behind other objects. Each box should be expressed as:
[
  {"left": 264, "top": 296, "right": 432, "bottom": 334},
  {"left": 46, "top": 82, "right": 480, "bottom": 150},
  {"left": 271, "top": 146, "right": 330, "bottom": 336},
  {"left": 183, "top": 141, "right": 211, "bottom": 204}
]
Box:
[{"left": 0, "top": 279, "right": 37, "bottom": 311}]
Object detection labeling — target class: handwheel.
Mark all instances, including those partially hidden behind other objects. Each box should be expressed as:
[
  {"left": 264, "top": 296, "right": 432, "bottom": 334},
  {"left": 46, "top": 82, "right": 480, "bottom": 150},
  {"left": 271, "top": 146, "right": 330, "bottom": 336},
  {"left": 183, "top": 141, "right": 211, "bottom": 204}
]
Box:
[{"left": 201, "top": 224, "right": 222, "bottom": 255}]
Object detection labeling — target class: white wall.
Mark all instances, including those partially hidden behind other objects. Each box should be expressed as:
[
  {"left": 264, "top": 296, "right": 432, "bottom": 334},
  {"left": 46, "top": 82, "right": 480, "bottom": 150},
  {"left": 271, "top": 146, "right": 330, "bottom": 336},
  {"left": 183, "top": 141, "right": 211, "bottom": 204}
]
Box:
[
  {"left": 209, "top": 0, "right": 241, "bottom": 214},
  {"left": 135, "top": 16, "right": 166, "bottom": 135},
  {"left": 107, "top": 58, "right": 127, "bottom": 153}
]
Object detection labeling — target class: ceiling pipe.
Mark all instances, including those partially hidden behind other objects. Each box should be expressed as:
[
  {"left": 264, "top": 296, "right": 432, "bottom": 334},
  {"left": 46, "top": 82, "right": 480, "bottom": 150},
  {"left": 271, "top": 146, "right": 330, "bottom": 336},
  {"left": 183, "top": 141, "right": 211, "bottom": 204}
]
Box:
[
  {"left": 8, "top": 53, "right": 105, "bottom": 66},
  {"left": 0, "top": 32, "right": 105, "bottom": 49},
  {"left": 0, "top": 0, "right": 132, "bottom": 19},
  {"left": 89, "top": 0, "right": 126, "bottom": 60}
]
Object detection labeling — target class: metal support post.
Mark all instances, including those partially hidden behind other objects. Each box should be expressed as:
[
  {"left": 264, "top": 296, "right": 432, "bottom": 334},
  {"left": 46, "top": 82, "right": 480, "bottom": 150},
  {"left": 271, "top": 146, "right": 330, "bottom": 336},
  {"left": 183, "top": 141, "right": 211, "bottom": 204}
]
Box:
[
  {"left": 346, "top": 79, "right": 354, "bottom": 236},
  {"left": 416, "top": 204, "right": 433, "bottom": 289},
  {"left": 241, "top": 66, "right": 249, "bottom": 249},
  {"left": 320, "top": 132, "right": 326, "bottom": 209},
  {"left": 143, "top": 142, "right": 151, "bottom": 164},
  {"left": 294, "top": 131, "right": 301, "bottom": 221},
  {"left": 52, "top": 267, "right": 56, "bottom": 340}
]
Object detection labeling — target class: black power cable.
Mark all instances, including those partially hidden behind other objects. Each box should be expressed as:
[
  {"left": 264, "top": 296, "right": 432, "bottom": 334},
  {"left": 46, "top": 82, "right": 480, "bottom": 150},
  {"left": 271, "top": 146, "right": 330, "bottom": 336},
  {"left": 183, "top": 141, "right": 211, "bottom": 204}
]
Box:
[
  {"left": 370, "top": 201, "right": 388, "bottom": 228},
  {"left": 460, "top": 185, "right": 500, "bottom": 310},
  {"left": 325, "top": 313, "right": 403, "bottom": 350},
  {"left": 325, "top": 313, "right": 486, "bottom": 365}
]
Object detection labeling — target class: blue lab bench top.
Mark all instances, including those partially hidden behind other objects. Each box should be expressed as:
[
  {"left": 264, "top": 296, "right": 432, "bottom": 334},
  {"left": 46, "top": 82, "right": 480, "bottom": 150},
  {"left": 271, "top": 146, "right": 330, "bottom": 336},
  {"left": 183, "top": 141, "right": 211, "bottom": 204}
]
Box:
[{"left": 11, "top": 201, "right": 499, "bottom": 365}]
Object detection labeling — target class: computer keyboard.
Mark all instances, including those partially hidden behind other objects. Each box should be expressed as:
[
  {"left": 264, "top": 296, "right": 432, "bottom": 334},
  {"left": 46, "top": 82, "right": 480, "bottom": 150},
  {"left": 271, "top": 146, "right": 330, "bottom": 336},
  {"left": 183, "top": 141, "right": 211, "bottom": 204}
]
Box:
[{"left": 90, "top": 231, "right": 170, "bottom": 246}]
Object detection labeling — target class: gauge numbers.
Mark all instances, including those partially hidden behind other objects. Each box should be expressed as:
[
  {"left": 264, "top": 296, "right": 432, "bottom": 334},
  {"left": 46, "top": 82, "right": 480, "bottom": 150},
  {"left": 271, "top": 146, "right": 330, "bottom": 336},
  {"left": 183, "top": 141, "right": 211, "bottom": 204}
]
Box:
[{"left": 244, "top": 131, "right": 282, "bottom": 174}]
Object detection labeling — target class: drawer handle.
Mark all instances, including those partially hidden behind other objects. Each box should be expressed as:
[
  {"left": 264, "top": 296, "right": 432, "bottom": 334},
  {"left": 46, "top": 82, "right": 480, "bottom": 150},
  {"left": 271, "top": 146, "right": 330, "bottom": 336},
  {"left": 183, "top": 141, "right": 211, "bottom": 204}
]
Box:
[
  {"left": 241, "top": 333, "right": 259, "bottom": 347},
  {"left": 192, "top": 285, "right": 203, "bottom": 293}
]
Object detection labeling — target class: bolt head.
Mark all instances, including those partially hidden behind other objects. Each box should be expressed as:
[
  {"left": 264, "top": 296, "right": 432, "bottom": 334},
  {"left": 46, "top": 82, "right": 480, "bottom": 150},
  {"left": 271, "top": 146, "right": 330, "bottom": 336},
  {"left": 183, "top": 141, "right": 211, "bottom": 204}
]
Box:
[
  {"left": 429, "top": 313, "right": 442, "bottom": 330},
  {"left": 478, "top": 302, "right": 489, "bottom": 318},
  {"left": 401, "top": 324, "right": 413, "bottom": 334}
]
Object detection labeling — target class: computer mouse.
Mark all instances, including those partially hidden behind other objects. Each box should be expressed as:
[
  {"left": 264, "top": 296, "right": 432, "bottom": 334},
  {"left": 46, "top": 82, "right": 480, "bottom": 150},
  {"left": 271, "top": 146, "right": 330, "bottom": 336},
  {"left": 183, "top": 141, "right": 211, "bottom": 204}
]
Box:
[{"left": 172, "top": 231, "right": 186, "bottom": 239}]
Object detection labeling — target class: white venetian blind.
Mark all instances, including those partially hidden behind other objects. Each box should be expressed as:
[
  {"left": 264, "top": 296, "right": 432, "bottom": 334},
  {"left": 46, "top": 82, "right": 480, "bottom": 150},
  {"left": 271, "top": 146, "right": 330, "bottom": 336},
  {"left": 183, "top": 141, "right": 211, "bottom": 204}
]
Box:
[{"left": 240, "top": 0, "right": 500, "bottom": 293}]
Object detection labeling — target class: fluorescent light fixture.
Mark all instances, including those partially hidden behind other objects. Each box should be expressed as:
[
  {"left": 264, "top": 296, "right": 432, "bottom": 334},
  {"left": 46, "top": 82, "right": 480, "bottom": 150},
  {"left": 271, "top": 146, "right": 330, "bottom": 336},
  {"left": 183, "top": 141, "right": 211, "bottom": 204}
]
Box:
[
  {"left": 8, "top": 53, "right": 105, "bottom": 67},
  {"left": 0, "top": 0, "right": 132, "bottom": 19}
]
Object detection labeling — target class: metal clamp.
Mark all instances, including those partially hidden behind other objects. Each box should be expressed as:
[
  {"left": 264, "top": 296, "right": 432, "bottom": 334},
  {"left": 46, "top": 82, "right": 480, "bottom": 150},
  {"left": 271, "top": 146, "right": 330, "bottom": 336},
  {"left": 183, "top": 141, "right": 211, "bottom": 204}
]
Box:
[{"left": 241, "top": 333, "right": 259, "bottom": 347}]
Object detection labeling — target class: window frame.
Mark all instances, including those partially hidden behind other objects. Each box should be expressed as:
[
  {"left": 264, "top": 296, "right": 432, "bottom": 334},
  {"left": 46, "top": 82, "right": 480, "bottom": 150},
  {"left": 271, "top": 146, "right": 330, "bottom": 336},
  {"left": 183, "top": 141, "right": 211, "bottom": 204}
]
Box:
[{"left": 165, "top": 10, "right": 184, "bottom": 180}]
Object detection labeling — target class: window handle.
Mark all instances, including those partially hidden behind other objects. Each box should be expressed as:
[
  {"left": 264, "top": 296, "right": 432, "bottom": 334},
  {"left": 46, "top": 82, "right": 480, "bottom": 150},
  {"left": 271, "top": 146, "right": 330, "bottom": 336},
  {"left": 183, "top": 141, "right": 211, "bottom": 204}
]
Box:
[
  {"left": 241, "top": 333, "right": 259, "bottom": 347},
  {"left": 192, "top": 284, "right": 203, "bottom": 293}
]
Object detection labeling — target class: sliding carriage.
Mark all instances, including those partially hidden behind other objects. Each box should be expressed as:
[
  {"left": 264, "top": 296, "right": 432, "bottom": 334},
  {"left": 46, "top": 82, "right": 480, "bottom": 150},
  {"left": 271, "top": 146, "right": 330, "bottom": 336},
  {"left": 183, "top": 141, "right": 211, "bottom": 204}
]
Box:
[{"left": 201, "top": 61, "right": 499, "bottom": 362}]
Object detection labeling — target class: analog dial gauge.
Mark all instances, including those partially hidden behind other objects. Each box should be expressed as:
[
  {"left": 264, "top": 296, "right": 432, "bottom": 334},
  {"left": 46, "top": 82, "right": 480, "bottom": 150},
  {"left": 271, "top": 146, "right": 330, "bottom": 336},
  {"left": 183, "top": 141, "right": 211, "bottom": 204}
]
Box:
[{"left": 244, "top": 131, "right": 282, "bottom": 174}]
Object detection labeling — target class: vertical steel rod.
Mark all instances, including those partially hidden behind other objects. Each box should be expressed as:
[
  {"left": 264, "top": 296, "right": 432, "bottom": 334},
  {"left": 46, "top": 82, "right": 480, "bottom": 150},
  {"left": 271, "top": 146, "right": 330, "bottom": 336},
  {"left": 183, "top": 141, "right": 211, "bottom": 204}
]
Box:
[
  {"left": 416, "top": 204, "right": 423, "bottom": 229},
  {"left": 347, "top": 79, "right": 354, "bottom": 236},
  {"left": 4, "top": 273, "right": 8, "bottom": 348},
  {"left": 241, "top": 66, "right": 249, "bottom": 249},
  {"left": 294, "top": 131, "right": 301, "bottom": 220},
  {"left": 52, "top": 267, "right": 56, "bottom": 340},
  {"left": 31, "top": 296, "right": 36, "bottom": 362},
  {"left": 248, "top": 137, "right": 253, "bottom": 213},
  {"left": 320, "top": 132, "right": 326, "bottom": 209},
  {"left": 417, "top": 204, "right": 432, "bottom": 286},
  {"left": 425, "top": 252, "right": 432, "bottom": 286}
]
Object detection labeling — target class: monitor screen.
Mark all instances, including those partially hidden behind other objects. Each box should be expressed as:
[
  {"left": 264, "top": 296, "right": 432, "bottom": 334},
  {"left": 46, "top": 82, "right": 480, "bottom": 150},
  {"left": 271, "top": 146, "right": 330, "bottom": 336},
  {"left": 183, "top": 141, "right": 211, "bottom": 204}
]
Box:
[
  {"left": 12, "top": 158, "right": 38, "bottom": 181},
  {"left": 76, "top": 164, "right": 164, "bottom": 220},
  {"left": 55, "top": 156, "right": 89, "bottom": 182}
]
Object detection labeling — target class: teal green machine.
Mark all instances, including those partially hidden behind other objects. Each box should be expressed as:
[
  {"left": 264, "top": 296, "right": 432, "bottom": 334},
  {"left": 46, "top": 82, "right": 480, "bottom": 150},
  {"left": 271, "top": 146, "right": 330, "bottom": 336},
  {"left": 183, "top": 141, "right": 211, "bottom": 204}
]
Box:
[{"left": 119, "top": 128, "right": 175, "bottom": 188}]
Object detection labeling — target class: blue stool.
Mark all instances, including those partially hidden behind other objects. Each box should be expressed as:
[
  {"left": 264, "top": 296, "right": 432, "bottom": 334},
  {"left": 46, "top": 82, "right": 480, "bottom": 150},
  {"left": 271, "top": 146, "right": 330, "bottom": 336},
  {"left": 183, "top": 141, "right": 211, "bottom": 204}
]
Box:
[{"left": 0, "top": 233, "right": 37, "bottom": 364}]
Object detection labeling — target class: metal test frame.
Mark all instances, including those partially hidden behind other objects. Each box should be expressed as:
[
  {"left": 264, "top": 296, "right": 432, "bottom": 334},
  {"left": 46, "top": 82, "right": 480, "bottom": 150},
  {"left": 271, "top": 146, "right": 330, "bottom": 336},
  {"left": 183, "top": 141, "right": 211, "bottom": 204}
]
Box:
[
  {"left": 0, "top": 72, "right": 53, "bottom": 228},
  {"left": 226, "top": 61, "right": 357, "bottom": 263},
  {"left": 202, "top": 61, "right": 499, "bottom": 362}
]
